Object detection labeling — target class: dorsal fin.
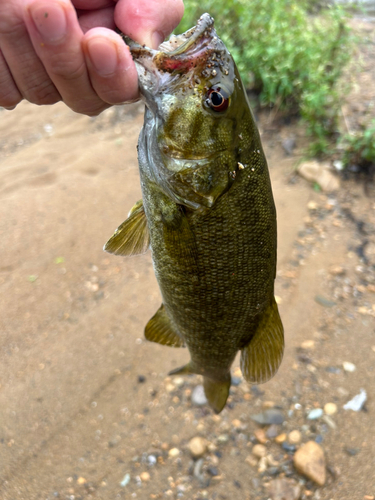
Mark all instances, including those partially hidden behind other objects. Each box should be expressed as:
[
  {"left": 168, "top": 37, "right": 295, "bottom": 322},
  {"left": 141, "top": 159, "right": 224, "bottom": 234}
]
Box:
[
  {"left": 145, "top": 304, "right": 185, "bottom": 347},
  {"left": 240, "top": 297, "right": 284, "bottom": 384},
  {"left": 103, "top": 199, "right": 150, "bottom": 256}
]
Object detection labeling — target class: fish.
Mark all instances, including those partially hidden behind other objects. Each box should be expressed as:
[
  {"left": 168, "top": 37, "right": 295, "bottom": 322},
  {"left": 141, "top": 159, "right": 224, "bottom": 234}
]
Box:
[{"left": 104, "top": 13, "right": 284, "bottom": 413}]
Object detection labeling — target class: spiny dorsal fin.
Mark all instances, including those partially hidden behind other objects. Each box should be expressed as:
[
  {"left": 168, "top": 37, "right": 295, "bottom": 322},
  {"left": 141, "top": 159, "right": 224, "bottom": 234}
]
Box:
[
  {"left": 103, "top": 199, "right": 149, "bottom": 256},
  {"left": 145, "top": 304, "right": 185, "bottom": 347},
  {"left": 240, "top": 297, "right": 284, "bottom": 384}
]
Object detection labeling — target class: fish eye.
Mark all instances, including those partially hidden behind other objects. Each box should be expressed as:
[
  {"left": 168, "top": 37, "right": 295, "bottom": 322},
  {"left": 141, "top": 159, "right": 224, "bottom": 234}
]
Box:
[{"left": 206, "top": 87, "right": 229, "bottom": 112}]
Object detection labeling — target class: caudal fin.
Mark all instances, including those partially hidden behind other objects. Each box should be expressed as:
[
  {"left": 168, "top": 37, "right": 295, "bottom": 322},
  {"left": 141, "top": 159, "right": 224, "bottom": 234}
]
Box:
[
  {"left": 203, "top": 375, "right": 231, "bottom": 414},
  {"left": 169, "top": 363, "right": 231, "bottom": 414}
]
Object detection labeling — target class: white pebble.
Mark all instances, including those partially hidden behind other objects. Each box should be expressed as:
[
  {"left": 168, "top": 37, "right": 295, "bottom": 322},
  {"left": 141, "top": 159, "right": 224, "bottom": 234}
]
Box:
[
  {"left": 343, "top": 389, "right": 367, "bottom": 412},
  {"left": 343, "top": 361, "right": 356, "bottom": 372},
  {"left": 324, "top": 403, "right": 337, "bottom": 415},
  {"left": 191, "top": 385, "right": 208, "bottom": 406},
  {"left": 307, "top": 408, "right": 323, "bottom": 420}
]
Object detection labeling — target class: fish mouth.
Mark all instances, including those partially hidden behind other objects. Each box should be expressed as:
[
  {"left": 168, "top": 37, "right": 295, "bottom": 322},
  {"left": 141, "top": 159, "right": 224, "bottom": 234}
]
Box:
[{"left": 125, "top": 13, "right": 219, "bottom": 74}]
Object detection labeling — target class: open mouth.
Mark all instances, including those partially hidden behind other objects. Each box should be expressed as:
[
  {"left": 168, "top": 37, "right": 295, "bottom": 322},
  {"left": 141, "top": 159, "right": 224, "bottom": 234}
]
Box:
[{"left": 125, "top": 13, "right": 215, "bottom": 72}]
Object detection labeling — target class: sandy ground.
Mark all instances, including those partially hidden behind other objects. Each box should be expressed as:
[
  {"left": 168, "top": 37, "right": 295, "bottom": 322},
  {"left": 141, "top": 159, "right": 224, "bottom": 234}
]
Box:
[{"left": 1, "top": 18, "right": 375, "bottom": 500}]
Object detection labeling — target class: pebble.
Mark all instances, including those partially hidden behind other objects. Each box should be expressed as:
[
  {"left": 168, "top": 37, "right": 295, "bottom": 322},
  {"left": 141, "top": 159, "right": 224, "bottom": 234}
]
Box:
[
  {"left": 250, "top": 409, "right": 285, "bottom": 425},
  {"left": 300, "top": 340, "right": 315, "bottom": 349},
  {"left": 329, "top": 265, "right": 345, "bottom": 276},
  {"left": 343, "top": 361, "right": 356, "bottom": 372},
  {"left": 174, "top": 377, "right": 184, "bottom": 387},
  {"left": 307, "top": 408, "right": 323, "bottom": 420},
  {"left": 140, "top": 472, "right": 150, "bottom": 482},
  {"left": 288, "top": 430, "right": 302, "bottom": 444},
  {"left": 254, "top": 428, "right": 268, "bottom": 443},
  {"left": 188, "top": 437, "right": 207, "bottom": 458},
  {"left": 217, "top": 434, "right": 229, "bottom": 444},
  {"left": 120, "top": 473, "right": 130, "bottom": 487},
  {"left": 168, "top": 447, "right": 180, "bottom": 458},
  {"left": 252, "top": 444, "right": 267, "bottom": 458},
  {"left": 324, "top": 402, "right": 337, "bottom": 415},
  {"left": 262, "top": 401, "right": 276, "bottom": 409},
  {"left": 207, "top": 466, "right": 219, "bottom": 476},
  {"left": 231, "top": 376, "right": 242, "bottom": 386},
  {"left": 232, "top": 419, "right": 242, "bottom": 429},
  {"left": 343, "top": 389, "right": 367, "bottom": 411},
  {"left": 266, "top": 425, "right": 280, "bottom": 439},
  {"left": 268, "top": 477, "right": 301, "bottom": 500},
  {"left": 322, "top": 415, "right": 336, "bottom": 429},
  {"left": 314, "top": 295, "right": 336, "bottom": 308},
  {"left": 282, "top": 137, "right": 296, "bottom": 156},
  {"left": 258, "top": 456, "right": 268, "bottom": 473},
  {"left": 275, "top": 433, "right": 287, "bottom": 444},
  {"left": 77, "top": 477, "right": 86, "bottom": 485},
  {"left": 293, "top": 441, "right": 326, "bottom": 486},
  {"left": 191, "top": 385, "right": 208, "bottom": 406},
  {"left": 282, "top": 442, "right": 297, "bottom": 453},
  {"left": 298, "top": 160, "right": 340, "bottom": 191},
  {"left": 246, "top": 455, "right": 259, "bottom": 467}
]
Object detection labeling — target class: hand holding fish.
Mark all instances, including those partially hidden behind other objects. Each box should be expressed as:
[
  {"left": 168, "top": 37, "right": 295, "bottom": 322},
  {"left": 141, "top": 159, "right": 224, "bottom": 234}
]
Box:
[{"left": 0, "top": 0, "right": 184, "bottom": 114}]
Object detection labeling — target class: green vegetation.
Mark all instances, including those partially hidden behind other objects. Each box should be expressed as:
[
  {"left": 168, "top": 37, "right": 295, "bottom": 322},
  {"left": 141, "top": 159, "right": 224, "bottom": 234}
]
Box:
[
  {"left": 341, "top": 119, "right": 375, "bottom": 171},
  {"left": 177, "top": 0, "right": 353, "bottom": 154}
]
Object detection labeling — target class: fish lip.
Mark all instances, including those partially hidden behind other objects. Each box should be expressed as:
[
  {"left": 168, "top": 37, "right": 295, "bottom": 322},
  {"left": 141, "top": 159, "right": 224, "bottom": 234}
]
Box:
[{"left": 126, "top": 13, "right": 215, "bottom": 64}]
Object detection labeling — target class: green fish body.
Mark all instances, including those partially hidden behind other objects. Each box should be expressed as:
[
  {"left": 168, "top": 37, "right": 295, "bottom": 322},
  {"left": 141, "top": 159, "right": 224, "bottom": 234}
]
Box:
[{"left": 105, "top": 14, "right": 284, "bottom": 413}]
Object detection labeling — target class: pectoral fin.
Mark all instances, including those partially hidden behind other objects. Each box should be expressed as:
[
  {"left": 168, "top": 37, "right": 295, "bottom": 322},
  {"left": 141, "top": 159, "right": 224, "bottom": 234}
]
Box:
[
  {"left": 145, "top": 304, "right": 185, "bottom": 347},
  {"left": 103, "top": 199, "right": 150, "bottom": 256},
  {"left": 240, "top": 297, "right": 284, "bottom": 384}
]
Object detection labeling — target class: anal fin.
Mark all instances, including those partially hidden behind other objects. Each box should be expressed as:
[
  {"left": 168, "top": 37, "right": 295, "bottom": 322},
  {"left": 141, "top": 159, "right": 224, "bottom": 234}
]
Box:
[
  {"left": 240, "top": 297, "right": 284, "bottom": 384},
  {"left": 145, "top": 304, "right": 185, "bottom": 347},
  {"left": 104, "top": 199, "right": 150, "bottom": 256}
]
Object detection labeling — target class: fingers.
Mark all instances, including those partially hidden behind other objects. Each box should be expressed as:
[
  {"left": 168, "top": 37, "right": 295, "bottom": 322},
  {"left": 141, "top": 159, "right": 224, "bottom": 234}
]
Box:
[
  {"left": 114, "top": 0, "right": 184, "bottom": 48},
  {"left": 0, "top": 0, "right": 183, "bottom": 114},
  {"left": 0, "top": 0, "right": 61, "bottom": 107},
  {"left": 83, "top": 28, "right": 139, "bottom": 105},
  {"left": 0, "top": 49, "right": 22, "bottom": 108},
  {"left": 76, "top": 6, "right": 116, "bottom": 33},
  {"left": 24, "top": 0, "right": 138, "bottom": 115}
]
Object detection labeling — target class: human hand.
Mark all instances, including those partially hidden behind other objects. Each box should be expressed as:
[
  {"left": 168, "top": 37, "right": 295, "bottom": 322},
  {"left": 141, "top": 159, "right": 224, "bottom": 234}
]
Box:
[{"left": 0, "top": 0, "right": 184, "bottom": 115}]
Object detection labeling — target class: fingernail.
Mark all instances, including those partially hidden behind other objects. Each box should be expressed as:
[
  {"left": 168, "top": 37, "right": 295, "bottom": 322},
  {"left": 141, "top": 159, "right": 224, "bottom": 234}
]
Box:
[
  {"left": 86, "top": 38, "right": 118, "bottom": 76},
  {"left": 29, "top": 1, "right": 67, "bottom": 43}
]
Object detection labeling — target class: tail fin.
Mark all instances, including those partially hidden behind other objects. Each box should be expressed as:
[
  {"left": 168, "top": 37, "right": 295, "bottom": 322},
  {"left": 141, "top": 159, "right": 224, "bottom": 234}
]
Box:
[
  {"left": 169, "top": 363, "right": 231, "bottom": 414},
  {"left": 203, "top": 375, "right": 231, "bottom": 414}
]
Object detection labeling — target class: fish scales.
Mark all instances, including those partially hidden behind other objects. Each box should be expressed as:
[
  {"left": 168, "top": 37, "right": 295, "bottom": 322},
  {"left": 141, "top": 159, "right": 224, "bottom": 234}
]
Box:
[{"left": 104, "top": 13, "right": 284, "bottom": 413}]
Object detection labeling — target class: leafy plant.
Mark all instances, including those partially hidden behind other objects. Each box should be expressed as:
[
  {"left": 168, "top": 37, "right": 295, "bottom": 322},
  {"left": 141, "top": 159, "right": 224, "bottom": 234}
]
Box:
[
  {"left": 341, "top": 120, "right": 375, "bottom": 171},
  {"left": 176, "top": 0, "right": 353, "bottom": 154}
]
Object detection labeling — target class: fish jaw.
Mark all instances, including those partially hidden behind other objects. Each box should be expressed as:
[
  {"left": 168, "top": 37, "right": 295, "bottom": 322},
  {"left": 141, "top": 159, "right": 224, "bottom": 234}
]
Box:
[{"left": 126, "top": 13, "right": 233, "bottom": 97}]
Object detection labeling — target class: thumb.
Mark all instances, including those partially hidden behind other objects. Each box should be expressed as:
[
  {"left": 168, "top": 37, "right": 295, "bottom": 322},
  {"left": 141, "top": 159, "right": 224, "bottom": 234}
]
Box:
[{"left": 114, "top": 0, "right": 184, "bottom": 49}]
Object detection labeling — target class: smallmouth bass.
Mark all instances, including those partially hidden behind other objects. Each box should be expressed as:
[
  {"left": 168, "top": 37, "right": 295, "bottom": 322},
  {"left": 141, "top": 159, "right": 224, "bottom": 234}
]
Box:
[{"left": 105, "top": 14, "right": 284, "bottom": 413}]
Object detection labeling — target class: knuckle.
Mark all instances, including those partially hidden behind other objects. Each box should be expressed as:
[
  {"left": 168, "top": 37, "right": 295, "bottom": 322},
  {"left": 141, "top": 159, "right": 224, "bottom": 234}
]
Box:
[
  {"left": 48, "top": 55, "right": 87, "bottom": 82},
  {"left": 0, "top": 6, "right": 25, "bottom": 38},
  {"left": 23, "top": 80, "right": 61, "bottom": 105}
]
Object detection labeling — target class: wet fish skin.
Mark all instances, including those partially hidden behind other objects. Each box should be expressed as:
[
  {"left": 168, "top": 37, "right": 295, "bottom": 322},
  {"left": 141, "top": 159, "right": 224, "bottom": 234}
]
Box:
[{"left": 105, "top": 14, "right": 284, "bottom": 413}]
